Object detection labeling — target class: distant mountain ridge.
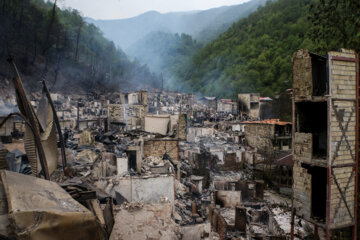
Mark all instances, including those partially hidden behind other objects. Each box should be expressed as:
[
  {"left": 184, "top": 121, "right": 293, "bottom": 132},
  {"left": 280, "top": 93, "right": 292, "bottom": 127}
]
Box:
[{"left": 86, "top": 0, "right": 267, "bottom": 50}]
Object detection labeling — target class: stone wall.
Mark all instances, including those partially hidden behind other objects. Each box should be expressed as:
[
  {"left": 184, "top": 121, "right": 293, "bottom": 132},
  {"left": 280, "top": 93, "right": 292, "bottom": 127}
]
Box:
[
  {"left": 244, "top": 123, "right": 274, "bottom": 150},
  {"left": 292, "top": 161, "right": 311, "bottom": 219},
  {"left": 108, "top": 104, "right": 146, "bottom": 130},
  {"left": 143, "top": 139, "right": 179, "bottom": 164},
  {"left": 177, "top": 114, "right": 187, "bottom": 140},
  {"left": 293, "top": 132, "right": 312, "bottom": 164},
  {"left": 110, "top": 202, "right": 177, "bottom": 240},
  {"left": 293, "top": 49, "right": 312, "bottom": 101}
]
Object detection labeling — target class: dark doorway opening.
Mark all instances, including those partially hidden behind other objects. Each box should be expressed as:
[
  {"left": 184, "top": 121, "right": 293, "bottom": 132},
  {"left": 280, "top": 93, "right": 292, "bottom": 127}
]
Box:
[{"left": 127, "top": 150, "right": 136, "bottom": 171}]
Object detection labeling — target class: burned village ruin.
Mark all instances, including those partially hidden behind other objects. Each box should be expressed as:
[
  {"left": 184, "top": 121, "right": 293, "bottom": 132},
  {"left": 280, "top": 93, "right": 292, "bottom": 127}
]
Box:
[{"left": 0, "top": 47, "right": 358, "bottom": 240}]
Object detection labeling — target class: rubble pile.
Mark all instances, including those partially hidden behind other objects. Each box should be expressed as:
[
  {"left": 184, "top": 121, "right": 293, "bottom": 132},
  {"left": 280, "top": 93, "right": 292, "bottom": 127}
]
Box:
[{"left": 0, "top": 84, "right": 316, "bottom": 240}]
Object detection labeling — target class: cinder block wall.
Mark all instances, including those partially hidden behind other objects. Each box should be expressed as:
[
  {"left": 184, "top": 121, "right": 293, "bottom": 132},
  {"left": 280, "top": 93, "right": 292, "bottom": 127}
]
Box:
[
  {"left": 292, "top": 49, "right": 358, "bottom": 230},
  {"left": 292, "top": 161, "right": 311, "bottom": 219},
  {"left": 328, "top": 50, "right": 357, "bottom": 228},
  {"left": 293, "top": 132, "right": 312, "bottom": 163}
]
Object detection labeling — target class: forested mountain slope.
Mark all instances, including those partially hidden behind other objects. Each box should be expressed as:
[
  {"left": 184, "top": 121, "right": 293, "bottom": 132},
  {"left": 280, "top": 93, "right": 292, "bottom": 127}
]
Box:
[
  {"left": 0, "top": 0, "right": 160, "bottom": 93},
  {"left": 179, "top": 0, "right": 317, "bottom": 97},
  {"left": 180, "top": 0, "right": 360, "bottom": 98}
]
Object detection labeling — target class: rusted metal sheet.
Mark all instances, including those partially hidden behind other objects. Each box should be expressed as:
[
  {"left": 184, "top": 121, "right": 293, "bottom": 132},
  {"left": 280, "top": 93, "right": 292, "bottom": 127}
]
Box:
[
  {"left": 0, "top": 170, "right": 107, "bottom": 240},
  {"left": 24, "top": 90, "right": 58, "bottom": 177}
]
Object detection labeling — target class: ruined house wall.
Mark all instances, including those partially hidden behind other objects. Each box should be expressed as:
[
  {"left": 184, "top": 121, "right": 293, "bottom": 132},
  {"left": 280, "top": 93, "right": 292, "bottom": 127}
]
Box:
[
  {"left": 209, "top": 207, "right": 227, "bottom": 240},
  {"left": 293, "top": 50, "right": 312, "bottom": 101},
  {"left": 110, "top": 202, "right": 177, "bottom": 240},
  {"left": 250, "top": 106, "right": 259, "bottom": 119},
  {"left": 108, "top": 104, "right": 146, "bottom": 130},
  {"left": 238, "top": 94, "right": 250, "bottom": 113},
  {"left": 216, "top": 190, "right": 242, "bottom": 208},
  {"left": 293, "top": 133, "right": 312, "bottom": 164},
  {"left": 238, "top": 93, "right": 260, "bottom": 118},
  {"left": 292, "top": 161, "right": 311, "bottom": 219},
  {"left": 95, "top": 175, "right": 175, "bottom": 204},
  {"left": 128, "top": 93, "right": 139, "bottom": 105},
  {"left": 250, "top": 94, "right": 260, "bottom": 119},
  {"left": 145, "top": 115, "right": 170, "bottom": 135},
  {"left": 292, "top": 49, "right": 357, "bottom": 229},
  {"left": 218, "top": 152, "right": 243, "bottom": 171},
  {"left": 217, "top": 102, "right": 234, "bottom": 113},
  {"left": 132, "top": 176, "right": 174, "bottom": 203},
  {"left": 186, "top": 127, "right": 215, "bottom": 142},
  {"left": 140, "top": 91, "right": 148, "bottom": 106},
  {"left": 244, "top": 124, "right": 274, "bottom": 150},
  {"left": 143, "top": 139, "right": 179, "bottom": 164},
  {"left": 328, "top": 50, "right": 357, "bottom": 228},
  {"left": 177, "top": 114, "right": 187, "bottom": 140},
  {"left": 118, "top": 91, "right": 148, "bottom": 106},
  {"left": 116, "top": 157, "right": 128, "bottom": 175}
]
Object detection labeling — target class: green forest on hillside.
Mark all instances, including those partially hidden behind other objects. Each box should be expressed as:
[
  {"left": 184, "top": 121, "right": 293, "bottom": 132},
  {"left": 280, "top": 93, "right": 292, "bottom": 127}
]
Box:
[
  {"left": 178, "top": 0, "right": 360, "bottom": 98},
  {"left": 0, "top": 0, "right": 160, "bottom": 92},
  {"left": 178, "top": 0, "right": 316, "bottom": 98}
]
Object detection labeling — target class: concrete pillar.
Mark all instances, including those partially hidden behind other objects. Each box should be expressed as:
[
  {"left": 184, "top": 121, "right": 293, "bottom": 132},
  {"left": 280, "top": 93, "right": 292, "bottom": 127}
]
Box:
[{"left": 235, "top": 207, "right": 247, "bottom": 232}]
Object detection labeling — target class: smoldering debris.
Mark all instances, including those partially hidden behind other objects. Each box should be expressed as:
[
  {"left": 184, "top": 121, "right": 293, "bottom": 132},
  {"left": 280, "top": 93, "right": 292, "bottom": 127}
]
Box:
[{"left": 0, "top": 82, "right": 314, "bottom": 240}]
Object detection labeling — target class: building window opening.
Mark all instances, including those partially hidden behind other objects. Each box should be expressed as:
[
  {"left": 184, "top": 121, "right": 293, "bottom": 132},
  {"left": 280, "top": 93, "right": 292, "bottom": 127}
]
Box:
[
  {"left": 296, "top": 102, "right": 327, "bottom": 159},
  {"left": 302, "top": 163, "right": 327, "bottom": 222}
]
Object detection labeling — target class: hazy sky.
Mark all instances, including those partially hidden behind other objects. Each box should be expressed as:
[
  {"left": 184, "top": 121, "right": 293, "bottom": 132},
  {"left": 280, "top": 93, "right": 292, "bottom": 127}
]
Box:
[{"left": 57, "top": 0, "right": 251, "bottom": 20}]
